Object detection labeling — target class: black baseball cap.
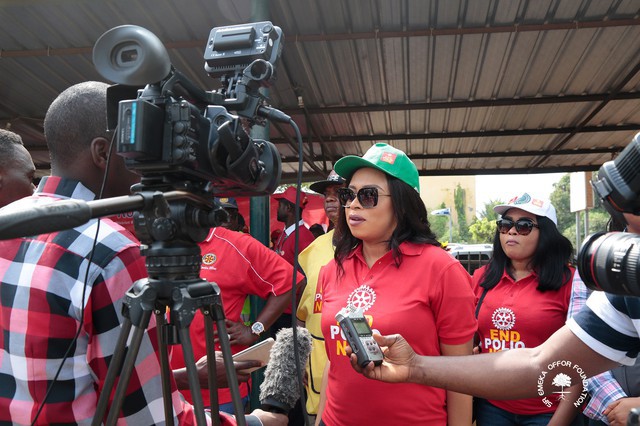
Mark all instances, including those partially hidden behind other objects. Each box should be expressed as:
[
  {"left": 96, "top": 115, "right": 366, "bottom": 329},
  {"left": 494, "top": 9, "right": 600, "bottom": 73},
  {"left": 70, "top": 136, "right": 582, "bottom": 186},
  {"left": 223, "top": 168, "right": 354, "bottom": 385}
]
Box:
[{"left": 309, "top": 170, "right": 345, "bottom": 194}]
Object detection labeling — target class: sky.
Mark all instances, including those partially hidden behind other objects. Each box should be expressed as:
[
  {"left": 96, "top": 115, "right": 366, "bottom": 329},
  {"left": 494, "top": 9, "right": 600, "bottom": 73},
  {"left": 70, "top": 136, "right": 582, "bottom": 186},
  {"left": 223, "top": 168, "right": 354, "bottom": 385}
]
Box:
[{"left": 475, "top": 173, "right": 565, "bottom": 215}]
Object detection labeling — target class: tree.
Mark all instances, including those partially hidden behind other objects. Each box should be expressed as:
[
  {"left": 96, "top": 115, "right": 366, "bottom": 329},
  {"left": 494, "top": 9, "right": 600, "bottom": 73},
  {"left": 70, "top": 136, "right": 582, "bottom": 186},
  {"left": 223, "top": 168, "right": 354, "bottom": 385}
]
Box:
[
  {"left": 429, "top": 202, "right": 461, "bottom": 243},
  {"left": 478, "top": 199, "right": 505, "bottom": 221},
  {"left": 549, "top": 173, "right": 610, "bottom": 246},
  {"left": 454, "top": 184, "right": 469, "bottom": 242},
  {"left": 469, "top": 217, "right": 495, "bottom": 244},
  {"left": 468, "top": 200, "right": 506, "bottom": 244},
  {"left": 550, "top": 175, "right": 573, "bottom": 234},
  {"left": 429, "top": 202, "right": 448, "bottom": 241}
]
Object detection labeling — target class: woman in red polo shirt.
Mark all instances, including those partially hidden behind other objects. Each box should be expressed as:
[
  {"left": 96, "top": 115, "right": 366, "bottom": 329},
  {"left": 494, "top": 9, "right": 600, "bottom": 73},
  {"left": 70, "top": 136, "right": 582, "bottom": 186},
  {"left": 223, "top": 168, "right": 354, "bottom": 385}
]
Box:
[
  {"left": 473, "top": 192, "right": 581, "bottom": 425},
  {"left": 317, "top": 143, "right": 477, "bottom": 426}
]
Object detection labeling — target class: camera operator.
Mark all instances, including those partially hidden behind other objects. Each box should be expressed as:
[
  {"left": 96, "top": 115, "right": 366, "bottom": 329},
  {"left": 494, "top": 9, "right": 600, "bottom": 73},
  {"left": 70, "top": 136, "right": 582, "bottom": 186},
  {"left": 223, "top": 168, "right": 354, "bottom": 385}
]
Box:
[
  {"left": 575, "top": 212, "right": 640, "bottom": 426},
  {"left": 0, "top": 81, "right": 286, "bottom": 425}
]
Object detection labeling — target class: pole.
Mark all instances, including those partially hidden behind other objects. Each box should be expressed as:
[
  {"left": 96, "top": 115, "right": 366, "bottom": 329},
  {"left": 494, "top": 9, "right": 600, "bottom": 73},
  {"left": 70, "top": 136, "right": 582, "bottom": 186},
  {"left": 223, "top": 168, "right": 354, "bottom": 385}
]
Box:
[
  {"left": 584, "top": 209, "right": 590, "bottom": 239},
  {"left": 575, "top": 211, "right": 581, "bottom": 250},
  {"left": 248, "top": 0, "right": 270, "bottom": 410}
]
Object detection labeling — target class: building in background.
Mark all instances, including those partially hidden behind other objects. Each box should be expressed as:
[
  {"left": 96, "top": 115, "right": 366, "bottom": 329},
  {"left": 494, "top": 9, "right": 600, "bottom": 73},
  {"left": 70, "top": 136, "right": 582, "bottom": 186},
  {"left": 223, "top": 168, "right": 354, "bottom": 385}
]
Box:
[{"left": 419, "top": 176, "right": 477, "bottom": 225}]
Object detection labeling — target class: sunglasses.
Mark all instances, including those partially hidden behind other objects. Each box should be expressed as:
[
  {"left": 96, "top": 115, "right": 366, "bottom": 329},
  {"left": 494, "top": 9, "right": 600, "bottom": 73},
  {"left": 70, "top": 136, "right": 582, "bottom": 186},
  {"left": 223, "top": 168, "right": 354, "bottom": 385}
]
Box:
[
  {"left": 338, "top": 187, "right": 391, "bottom": 209},
  {"left": 496, "top": 218, "right": 539, "bottom": 236}
]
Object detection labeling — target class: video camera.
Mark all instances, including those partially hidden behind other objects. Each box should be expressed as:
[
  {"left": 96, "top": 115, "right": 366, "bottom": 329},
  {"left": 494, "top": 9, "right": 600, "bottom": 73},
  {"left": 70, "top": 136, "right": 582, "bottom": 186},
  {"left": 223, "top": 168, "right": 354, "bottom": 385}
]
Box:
[
  {"left": 92, "top": 22, "right": 287, "bottom": 198},
  {"left": 577, "top": 132, "right": 640, "bottom": 296}
]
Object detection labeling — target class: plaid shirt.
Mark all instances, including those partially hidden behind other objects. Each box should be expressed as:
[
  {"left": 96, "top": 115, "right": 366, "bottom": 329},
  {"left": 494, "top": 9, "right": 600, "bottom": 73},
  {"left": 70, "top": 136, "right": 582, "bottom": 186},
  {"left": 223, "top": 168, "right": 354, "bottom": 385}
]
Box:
[
  {"left": 0, "top": 176, "right": 201, "bottom": 425},
  {"left": 568, "top": 273, "right": 626, "bottom": 423}
]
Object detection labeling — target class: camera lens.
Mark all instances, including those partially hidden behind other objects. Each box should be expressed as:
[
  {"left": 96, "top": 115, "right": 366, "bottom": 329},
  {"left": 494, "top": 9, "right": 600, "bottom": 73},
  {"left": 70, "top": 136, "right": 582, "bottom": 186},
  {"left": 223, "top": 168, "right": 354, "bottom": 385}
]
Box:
[
  {"left": 578, "top": 232, "right": 640, "bottom": 296},
  {"left": 592, "top": 132, "right": 640, "bottom": 217}
]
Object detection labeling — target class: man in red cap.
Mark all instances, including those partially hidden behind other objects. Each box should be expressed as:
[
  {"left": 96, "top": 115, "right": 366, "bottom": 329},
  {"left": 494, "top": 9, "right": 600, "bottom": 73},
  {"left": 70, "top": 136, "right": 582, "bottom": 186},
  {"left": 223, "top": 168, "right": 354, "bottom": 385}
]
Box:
[
  {"left": 273, "top": 186, "right": 315, "bottom": 266},
  {"left": 271, "top": 186, "right": 315, "bottom": 339}
]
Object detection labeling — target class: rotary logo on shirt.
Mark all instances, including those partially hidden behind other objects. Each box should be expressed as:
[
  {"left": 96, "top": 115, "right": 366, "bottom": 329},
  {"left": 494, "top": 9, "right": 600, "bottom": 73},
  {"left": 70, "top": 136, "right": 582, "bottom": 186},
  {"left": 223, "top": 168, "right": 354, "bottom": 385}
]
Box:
[
  {"left": 202, "top": 252, "right": 217, "bottom": 270},
  {"left": 347, "top": 284, "right": 376, "bottom": 312},
  {"left": 482, "top": 307, "right": 524, "bottom": 352},
  {"left": 329, "top": 284, "right": 377, "bottom": 357}
]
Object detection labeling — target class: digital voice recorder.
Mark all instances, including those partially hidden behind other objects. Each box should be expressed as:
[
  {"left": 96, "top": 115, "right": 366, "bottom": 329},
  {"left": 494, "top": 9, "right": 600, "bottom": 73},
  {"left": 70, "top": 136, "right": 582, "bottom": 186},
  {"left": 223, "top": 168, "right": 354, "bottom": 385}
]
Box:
[{"left": 335, "top": 305, "right": 383, "bottom": 367}]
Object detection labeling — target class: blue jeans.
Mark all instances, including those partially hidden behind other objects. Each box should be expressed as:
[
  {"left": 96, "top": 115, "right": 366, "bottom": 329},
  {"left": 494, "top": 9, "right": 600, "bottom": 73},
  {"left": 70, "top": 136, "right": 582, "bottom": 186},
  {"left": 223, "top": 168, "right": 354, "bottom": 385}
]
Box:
[
  {"left": 218, "top": 396, "right": 249, "bottom": 415},
  {"left": 475, "top": 398, "right": 554, "bottom": 426}
]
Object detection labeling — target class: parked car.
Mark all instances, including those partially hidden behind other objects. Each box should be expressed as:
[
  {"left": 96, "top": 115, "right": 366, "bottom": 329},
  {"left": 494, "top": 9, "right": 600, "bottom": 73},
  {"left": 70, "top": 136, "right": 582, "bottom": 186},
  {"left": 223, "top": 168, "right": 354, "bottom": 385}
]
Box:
[{"left": 447, "top": 243, "right": 493, "bottom": 275}]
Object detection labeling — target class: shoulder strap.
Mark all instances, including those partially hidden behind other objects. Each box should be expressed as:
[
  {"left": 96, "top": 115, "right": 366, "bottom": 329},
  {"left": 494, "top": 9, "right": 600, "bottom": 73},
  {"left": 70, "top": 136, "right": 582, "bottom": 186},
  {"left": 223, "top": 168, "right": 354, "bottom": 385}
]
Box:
[{"left": 475, "top": 287, "right": 489, "bottom": 318}]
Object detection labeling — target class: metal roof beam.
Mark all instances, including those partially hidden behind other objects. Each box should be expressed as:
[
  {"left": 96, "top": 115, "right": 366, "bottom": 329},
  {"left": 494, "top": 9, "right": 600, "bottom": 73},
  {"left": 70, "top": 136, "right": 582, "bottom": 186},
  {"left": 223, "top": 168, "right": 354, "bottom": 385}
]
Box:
[
  {"left": 281, "top": 92, "right": 640, "bottom": 115},
  {"left": 278, "top": 147, "right": 620, "bottom": 164},
  {"left": 2, "top": 18, "right": 638, "bottom": 58},
  {"left": 269, "top": 124, "right": 640, "bottom": 144},
  {"left": 280, "top": 164, "right": 602, "bottom": 182},
  {"left": 292, "top": 19, "right": 640, "bottom": 42}
]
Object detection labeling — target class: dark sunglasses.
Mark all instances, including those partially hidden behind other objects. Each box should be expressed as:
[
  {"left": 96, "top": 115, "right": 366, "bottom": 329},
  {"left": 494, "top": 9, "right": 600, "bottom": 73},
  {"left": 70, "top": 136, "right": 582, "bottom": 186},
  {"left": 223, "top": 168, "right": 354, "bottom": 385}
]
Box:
[
  {"left": 338, "top": 187, "right": 391, "bottom": 209},
  {"left": 496, "top": 218, "right": 539, "bottom": 236}
]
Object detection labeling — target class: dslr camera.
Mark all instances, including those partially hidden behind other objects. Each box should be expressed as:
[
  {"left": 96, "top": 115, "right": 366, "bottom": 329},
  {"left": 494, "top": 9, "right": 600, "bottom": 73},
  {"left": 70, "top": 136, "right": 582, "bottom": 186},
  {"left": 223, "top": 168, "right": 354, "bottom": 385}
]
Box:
[
  {"left": 92, "top": 22, "right": 286, "bottom": 198},
  {"left": 577, "top": 132, "right": 640, "bottom": 296}
]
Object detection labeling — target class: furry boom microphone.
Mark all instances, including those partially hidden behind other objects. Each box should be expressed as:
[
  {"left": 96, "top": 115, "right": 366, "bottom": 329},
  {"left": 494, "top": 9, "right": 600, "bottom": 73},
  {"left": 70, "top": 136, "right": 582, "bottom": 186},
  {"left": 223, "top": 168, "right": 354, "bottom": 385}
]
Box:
[{"left": 259, "top": 327, "right": 312, "bottom": 414}]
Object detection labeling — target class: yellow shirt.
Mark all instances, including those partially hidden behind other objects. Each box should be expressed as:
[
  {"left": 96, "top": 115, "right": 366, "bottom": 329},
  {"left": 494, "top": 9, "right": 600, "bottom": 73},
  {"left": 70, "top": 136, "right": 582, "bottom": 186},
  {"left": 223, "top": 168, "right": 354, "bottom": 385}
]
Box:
[{"left": 296, "top": 229, "right": 335, "bottom": 415}]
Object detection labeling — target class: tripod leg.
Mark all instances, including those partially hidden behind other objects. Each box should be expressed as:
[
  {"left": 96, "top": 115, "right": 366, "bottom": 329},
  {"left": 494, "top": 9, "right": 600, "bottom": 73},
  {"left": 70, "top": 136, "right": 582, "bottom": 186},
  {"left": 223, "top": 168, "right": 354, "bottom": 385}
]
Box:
[
  {"left": 105, "top": 309, "right": 153, "bottom": 426},
  {"left": 92, "top": 317, "right": 133, "bottom": 426},
  {"left": 215, "top": 319, "right": 246, "bottom": 426},
  {"left": 203, "top": 313, "right": 220, "bottom": 417},
  {"left": 155, "top": 311, "right": 175, "bottom": 426},
  {"left": 178, "top": 326, "right": 208, "bottom": 426}
]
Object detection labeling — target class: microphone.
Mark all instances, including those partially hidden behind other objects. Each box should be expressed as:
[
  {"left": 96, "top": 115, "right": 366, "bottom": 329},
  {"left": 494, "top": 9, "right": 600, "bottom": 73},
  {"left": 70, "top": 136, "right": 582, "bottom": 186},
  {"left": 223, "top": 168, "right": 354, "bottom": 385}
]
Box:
[{"left": 259, "top": 326, "right": 312, "bottom": 414}]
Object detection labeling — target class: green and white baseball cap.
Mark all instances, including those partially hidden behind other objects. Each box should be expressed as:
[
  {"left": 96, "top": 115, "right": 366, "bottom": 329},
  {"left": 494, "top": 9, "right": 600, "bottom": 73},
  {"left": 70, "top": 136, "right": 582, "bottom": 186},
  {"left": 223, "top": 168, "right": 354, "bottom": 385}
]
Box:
[
  {"left": 334, "top": 143, "right": 420, "bottom": 192},
  {"left": 494, "top": 192, "right": 558, "bottom": 225}
]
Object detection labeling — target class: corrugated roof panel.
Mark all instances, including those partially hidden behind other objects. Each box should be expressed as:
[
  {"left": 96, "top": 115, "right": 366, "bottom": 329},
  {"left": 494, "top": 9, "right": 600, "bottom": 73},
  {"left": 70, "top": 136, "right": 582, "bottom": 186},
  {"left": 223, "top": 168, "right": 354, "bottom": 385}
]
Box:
[
  {"left": 600, "top": 99, "right": 640, "bottom": 125},
  {"left": 430, "top": 35, "right": 459, "bottom": 101},
  {"left": 493, "top": 0, "right": 527, "bottom": 24},
  {"left": 0, "top": 0, "right": 638, "bottom": 180}
]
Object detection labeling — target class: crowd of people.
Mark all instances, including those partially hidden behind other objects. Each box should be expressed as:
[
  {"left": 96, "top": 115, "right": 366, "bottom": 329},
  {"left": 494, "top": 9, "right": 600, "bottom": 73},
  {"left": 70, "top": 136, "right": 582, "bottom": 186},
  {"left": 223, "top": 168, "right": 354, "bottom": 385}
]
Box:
[{"left": 0, "top": 80, "right": 638, "bottom": 426}]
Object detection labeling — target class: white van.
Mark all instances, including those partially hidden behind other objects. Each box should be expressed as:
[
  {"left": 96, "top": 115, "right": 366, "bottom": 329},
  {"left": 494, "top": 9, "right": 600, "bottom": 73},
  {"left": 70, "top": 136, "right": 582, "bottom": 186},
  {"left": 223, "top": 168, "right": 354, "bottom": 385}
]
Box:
[{"left": 447, "top": 244, "right": 493, "bottom": 275}]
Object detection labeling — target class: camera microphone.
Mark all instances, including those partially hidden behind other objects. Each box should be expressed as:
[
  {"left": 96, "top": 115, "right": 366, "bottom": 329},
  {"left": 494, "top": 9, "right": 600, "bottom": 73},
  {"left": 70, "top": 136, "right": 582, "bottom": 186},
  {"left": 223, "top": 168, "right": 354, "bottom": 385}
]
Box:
[{"left": 259, "top": 326, "right": 312, "bottom": 414}]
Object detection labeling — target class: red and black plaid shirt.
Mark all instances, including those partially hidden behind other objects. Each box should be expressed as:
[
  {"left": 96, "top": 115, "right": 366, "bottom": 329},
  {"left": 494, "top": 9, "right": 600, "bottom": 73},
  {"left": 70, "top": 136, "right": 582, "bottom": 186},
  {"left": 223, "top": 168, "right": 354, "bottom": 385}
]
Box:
[{"left": 0, "top": 176, "right": 202, "bottom": 425}]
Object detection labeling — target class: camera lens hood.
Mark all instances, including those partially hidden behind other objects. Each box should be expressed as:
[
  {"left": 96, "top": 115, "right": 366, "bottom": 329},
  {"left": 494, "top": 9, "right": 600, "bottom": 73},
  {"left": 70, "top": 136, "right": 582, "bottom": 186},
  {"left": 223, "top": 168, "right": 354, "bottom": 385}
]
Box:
[{"left": 93, "top": 25, "right": 171, "bottom": 86}]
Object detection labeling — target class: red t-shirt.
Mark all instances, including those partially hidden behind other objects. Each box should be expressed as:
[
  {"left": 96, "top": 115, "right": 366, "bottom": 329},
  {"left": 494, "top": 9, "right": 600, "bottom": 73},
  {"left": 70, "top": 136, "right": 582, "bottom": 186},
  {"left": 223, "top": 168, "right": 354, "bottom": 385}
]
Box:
[
  {"left": 472, "top": 265, "right": 574, "bottom": 415},
  {"left": 319, "top": 242, "right": 477, "bottom": 425},
  {"left": 275, "top": 224, "right": 315, "bottom": 267},
  {"left": 275, "top": 223, "right": 315, "bottom": 314},
  {"left": 169, "top": 227, "right": 303, "bottom": 405}
]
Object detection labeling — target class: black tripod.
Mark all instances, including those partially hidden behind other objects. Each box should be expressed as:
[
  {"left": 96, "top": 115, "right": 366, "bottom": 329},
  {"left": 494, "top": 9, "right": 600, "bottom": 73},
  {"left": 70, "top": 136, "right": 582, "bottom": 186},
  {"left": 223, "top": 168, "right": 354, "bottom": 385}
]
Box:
[{"left": 91, "top": 187, "right": 247, "bottom": 426}]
